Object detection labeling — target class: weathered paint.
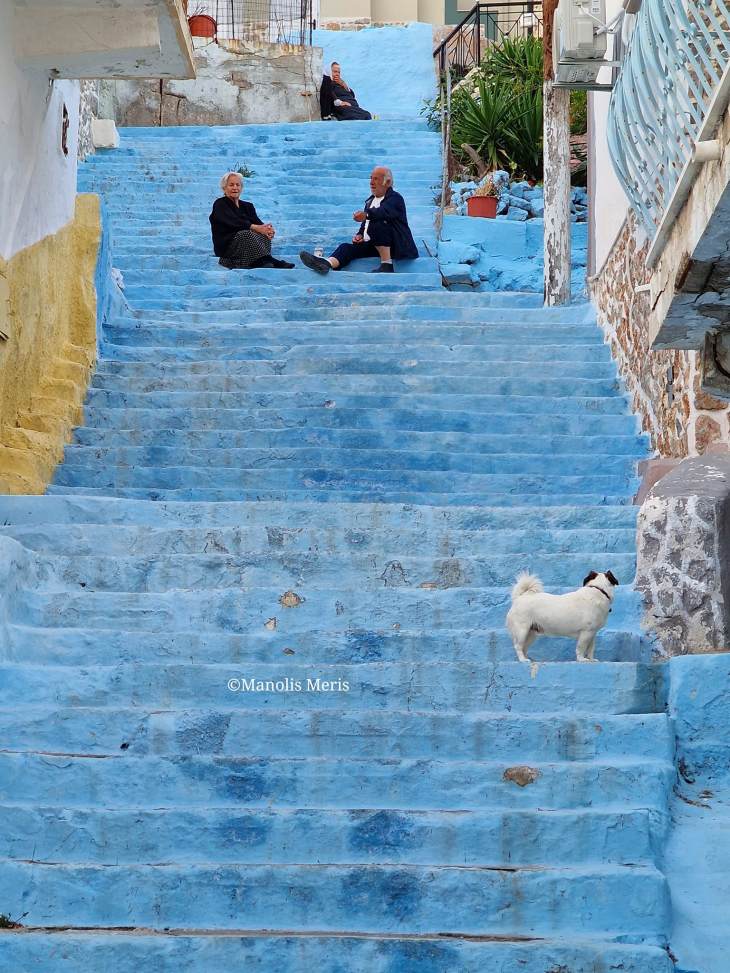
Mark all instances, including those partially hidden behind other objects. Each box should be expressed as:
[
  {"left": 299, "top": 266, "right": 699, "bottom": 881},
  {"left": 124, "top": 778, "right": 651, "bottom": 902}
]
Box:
[
  {"left": 0, "top": 195, "right": 101, "bottom": 494},
  {"left": 0, "top": 119, "right": 677, "bottom": 970},
  {"left": 543, "top": 80, "right": 572, "bottom": 306}
]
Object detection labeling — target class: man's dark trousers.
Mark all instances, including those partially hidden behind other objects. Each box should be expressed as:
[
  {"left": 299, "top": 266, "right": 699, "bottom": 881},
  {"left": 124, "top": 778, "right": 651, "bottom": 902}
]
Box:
[{"left": 330, "top": 222, "right": 394, "bottom": 268}]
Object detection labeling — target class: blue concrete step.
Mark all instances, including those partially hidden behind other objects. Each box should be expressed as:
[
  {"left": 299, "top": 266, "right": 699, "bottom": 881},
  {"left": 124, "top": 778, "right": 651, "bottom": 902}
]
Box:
[
  {"left": 76, "top": 406, "right": 640, "bottom": 438},
  {"left": 88, "top": 358, "right": 619, "bottom": 383},
  {"left": 0, "top": 934, "right": 676, "bottom": 973},
  {"left": 5, "top": 550, "right": 640, "bottom": 591},
  {"left": 58, "top": 445, "right": 638, "bottom": 479},
  {"left": 0, "top": 115, "right": 668, "bottom": 959},
  {"left": 3, "top": 624, "right": 648, "bottom": 665},
  {"left": 44, "top": 485, "right": 638, "bottom": 505},
  {"left": 0, "top": 496, "right": 643, "bottom": 528},
  {"left": 68, "top": 426, "right": 647, "bottom": 455},
  {"left": 2, "top": 805, "right": 658, "bottom": 866},
  {"left": 13, "top": 585, "right": 645, "bottom": 633},
  {"left": 0, "top": 661, "right": 660, "bottom": 713},
  {"left": 0, "top": 707, "right": 673, "bottom": 761},
  {"left": 0, "top": 860, "right": 669, "bottom": 937},
  {"left": 0, "top": 751, "right": 673, "bottom": 811},
  {"left": 0, "top": 521, "right": 639, "bottom": 556}
]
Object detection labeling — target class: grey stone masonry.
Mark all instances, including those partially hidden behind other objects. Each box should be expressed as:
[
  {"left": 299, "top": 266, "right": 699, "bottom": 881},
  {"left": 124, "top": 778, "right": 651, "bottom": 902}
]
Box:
[{"left": 637, "top": 453, "right": 730, "bottom": 655}]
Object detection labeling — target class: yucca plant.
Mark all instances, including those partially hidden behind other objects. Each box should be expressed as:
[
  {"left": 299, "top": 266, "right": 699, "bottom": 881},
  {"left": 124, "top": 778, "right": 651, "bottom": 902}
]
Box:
[
  {"left": 450, "top": 78, "right": 520, "bottom": 172},
  {"left": 482, "top": 35, "right": 543, "bottom": 93}
]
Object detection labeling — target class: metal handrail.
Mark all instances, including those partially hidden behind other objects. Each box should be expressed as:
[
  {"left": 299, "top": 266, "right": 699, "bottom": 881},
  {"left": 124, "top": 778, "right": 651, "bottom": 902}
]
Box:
[
  {"left": 608, "top": 0, "right": 730, "bottom": 264},
  {"left": 433, "top": 2, "right": 543, "bottom": 76}
]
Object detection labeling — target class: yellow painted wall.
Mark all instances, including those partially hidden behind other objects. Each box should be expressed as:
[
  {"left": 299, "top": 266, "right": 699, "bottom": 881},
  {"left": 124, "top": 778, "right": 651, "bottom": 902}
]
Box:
[{"left": 0, "top": 194, "right": 100, "bottom": 494}]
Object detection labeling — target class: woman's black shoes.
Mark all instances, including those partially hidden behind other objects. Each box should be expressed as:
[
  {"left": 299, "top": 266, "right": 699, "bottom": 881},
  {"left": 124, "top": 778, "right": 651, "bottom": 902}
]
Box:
[
  {"left": 371, "top": 263, "right": 394, "bottom": 273},
  {"left": 300, "top": 251, "right": 332, "bottom": 275},
  {"left": 251, "top": 256, "right": 295, "bottom": 269}
]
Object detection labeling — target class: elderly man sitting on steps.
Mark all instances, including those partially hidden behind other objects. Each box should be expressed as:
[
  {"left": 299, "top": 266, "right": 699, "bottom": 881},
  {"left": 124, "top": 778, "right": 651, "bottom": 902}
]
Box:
[{"left": 300, "top": 166, "right": 418, "bottom": 275}]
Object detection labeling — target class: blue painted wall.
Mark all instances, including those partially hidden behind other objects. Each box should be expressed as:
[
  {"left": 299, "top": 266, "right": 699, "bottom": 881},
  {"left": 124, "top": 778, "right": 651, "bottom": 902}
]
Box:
[{"left": 312, "top": 24, "right": 437, "bottom": 118}]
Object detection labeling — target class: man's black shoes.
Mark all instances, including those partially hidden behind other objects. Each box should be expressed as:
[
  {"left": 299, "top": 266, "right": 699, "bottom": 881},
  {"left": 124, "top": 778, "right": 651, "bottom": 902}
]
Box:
[
  {"left": 371, "top": 263, "right": 394, "bottom": 273},
  {"left": 300, "top": 251, "right": 332, "bottom": 275}
]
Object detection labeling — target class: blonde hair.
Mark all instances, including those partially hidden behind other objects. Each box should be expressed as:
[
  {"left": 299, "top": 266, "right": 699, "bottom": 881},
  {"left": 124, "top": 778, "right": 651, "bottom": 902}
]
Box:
[{"left": 220, "top": 171, "right": 242, "bottom": 191}]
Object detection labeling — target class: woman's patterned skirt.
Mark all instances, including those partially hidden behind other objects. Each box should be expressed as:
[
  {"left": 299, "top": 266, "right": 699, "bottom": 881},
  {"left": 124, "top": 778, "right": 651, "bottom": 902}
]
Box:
[{"left": 219, "top": 229, "right": 272, "bottom": 269}]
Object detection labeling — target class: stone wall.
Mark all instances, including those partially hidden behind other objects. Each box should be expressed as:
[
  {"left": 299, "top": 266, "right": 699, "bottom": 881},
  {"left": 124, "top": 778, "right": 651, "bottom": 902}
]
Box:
[
  {"left": 590, "top": 211, "right": 730, "bottom": 457},
  {"left": 77, "top": 80, "right": 99, "bottom": 162},
  {"left": 0, "top": 195, "right": 101, "bottom": 494},
  {"left": 106, "top": 38, "right": 322, "bottom": 128},
  {"left": 636, "top": 454, "right": 730, "bottom": 656}
]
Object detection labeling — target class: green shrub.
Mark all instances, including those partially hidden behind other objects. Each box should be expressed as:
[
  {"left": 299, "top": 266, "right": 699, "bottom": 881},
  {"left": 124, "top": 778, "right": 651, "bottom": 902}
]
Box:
[{"left": 423, "top": 36, "right": 589, "bottom": 181}]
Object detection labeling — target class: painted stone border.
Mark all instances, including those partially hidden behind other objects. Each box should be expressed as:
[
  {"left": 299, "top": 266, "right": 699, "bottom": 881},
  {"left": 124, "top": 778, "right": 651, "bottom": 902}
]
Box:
[{"left": 637, "top": 453, "right": 730, "bottom": 655}]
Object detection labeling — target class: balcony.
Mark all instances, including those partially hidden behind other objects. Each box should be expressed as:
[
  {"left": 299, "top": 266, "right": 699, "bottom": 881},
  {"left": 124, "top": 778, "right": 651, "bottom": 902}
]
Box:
[
  {"left": 607, "top": 0, "right": 730, "bottom": 368},
  {"left": 13, "top": 0, "right": 195, "bottom": 79}
]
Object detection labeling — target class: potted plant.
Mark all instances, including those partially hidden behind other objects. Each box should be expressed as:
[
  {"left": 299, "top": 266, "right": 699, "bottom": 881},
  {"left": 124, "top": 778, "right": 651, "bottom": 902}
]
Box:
[
  {"left": 467, "top": 176, "right": 499, "bottom": 218},
  {"left": 187, "top": 3, "right": 217, "bottom": 37}
]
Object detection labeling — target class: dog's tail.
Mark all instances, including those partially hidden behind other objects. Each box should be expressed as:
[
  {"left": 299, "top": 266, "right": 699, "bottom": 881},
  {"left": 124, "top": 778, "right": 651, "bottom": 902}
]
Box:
[{"left": 511, "top": 572, "right": 544, "bottom": 602}]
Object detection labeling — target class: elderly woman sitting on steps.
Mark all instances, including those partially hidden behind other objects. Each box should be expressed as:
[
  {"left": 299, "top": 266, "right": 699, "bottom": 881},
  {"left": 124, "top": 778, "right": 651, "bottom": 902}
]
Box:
[{"left": 209, "top": 173, "right": 294, "bottom": 270}]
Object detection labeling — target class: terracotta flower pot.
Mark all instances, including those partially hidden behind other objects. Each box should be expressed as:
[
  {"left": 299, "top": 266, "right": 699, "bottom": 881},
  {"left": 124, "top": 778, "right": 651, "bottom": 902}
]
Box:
[
  {"left": 188, "top": 14, "right": 217, "bottom": 37},
  {"left": 467, "top": 195, "right": 498, "bottom": 218}
]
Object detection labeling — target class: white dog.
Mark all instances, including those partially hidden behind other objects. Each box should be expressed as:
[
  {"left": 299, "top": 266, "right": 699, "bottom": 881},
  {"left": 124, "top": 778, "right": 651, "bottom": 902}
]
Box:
[{"left": 506, "top": 570, "right": 619, "bottom": 663}]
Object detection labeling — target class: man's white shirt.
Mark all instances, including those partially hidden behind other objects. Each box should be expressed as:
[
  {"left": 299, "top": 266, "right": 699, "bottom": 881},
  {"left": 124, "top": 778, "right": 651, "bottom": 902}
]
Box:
[{"left": 363, "top": 195, "right": 382, "bottom": 242}]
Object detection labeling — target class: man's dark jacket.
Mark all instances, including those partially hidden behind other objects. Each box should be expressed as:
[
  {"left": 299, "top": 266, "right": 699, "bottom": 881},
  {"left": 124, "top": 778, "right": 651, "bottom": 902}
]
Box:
[
  {"left": 209, "top": 196, "right": 263, "bottom": 257},
  {"left": 360, "top": 187, "right": 418, "bottom": 259}
]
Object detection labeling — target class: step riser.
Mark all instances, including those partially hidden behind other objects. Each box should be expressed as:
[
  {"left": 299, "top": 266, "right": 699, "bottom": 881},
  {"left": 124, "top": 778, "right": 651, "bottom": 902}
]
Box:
[
  {"left": 80, "top": 391, "right": 630, "bottom": 416},
  {"left": 0, "top": 525, "right": 639, "bottom": 557},
  {"left": 14, "top": 587, "right": 645, "bottom": 633},
  {"left": 69, "top": 428, "right": 646, "bottom": 455},
  {"left": 0, "top": 710, "right": 673, "bottom": 761},
  {"left": 58, "top": 447, "right": 638, "bottom": 479},
  {"left": 0, "top": 861, "right": 669, "bottom": 936},
  {"left": 0, "top": 497, "right": 640, "bottom": 529},
  {"left": 88, "top": 361, "right": 619, "bottom": 383},
  {"left": 1, "top": 806, "right": 658, "bottom": 867},
  {"left": 0, "top": 752, "right": 673, "bottom": 811},
  {"left": 77, "top": 407, "right": 640, "bottom": 437},
  {"left": 29, "top": 552, "right": 638, "bottom": 592},
  {"left": 0, "top": 936, "right": 677, "bottom": 973},
  {"left": 44, "top": 485, "right": 637, "bottom": 506},
  {"left": 3, "top": 626, "right": 649, "bottom": 665},
  {"left": 0, "top": 661, "right": 661, "bottom": 714}
]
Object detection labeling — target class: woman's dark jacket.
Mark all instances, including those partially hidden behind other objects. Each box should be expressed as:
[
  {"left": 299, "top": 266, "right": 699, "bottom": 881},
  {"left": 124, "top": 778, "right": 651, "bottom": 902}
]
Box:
[
  {"left": 359, "top": 187, "right": 418, "bottom": 259},
  {"left": 209, "top": 196, "right": 263, "bottom": 257}
]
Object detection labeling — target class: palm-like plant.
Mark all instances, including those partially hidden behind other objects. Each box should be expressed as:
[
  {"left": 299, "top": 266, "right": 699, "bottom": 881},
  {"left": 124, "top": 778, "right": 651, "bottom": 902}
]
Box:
[
  {"left": 482, "top": 35, "right": 543, "bottom": 92},
  {"left": 450, "top": 78, "right": 521, "bottom": 172}
]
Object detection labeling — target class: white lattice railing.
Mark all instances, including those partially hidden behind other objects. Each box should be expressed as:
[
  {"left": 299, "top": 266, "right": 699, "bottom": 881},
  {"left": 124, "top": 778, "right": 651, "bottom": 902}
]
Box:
[{"left": 608, "top": 0, "right": 730, "bottom": 265}]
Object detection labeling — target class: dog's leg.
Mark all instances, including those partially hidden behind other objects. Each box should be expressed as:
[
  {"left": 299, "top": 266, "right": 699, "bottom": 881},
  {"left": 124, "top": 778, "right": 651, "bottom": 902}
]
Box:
[
  {"left": 587, "top": 636, "right": 598, "bottom": 662},
  {"left": 575, "top": 631, "right": 595, "bottom": 663},
  {"left": 511, "top": 626, "right": 534, "bottom": 664}
]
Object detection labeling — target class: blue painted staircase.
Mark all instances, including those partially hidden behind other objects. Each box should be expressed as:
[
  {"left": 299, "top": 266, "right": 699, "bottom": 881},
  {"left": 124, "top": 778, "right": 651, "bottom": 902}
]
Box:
[{"left": 0, "top": 120, "right": 674, "bottom": 972}]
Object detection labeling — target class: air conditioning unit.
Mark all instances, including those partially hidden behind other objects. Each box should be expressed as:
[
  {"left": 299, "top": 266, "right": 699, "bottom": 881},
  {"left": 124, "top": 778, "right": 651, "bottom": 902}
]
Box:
[{"left": 554, "top": 0, "right": 609, "bottom": 87}]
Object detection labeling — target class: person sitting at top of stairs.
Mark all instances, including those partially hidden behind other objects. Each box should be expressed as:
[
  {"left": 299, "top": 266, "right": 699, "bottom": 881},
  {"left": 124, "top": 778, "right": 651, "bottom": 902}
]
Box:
[
  {"left": 320, "top": 61, "right": 373, "bottom": 121},
  {"left": 210, "top": 172, "right": 295, "bottom": 270},
  {"left": 300, "top": 166, "right": 418, "bottom": 275}
]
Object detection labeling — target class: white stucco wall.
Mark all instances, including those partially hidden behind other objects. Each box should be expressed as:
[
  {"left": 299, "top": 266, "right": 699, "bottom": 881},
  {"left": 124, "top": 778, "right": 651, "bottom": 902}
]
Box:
[
  {"left": 0, "top": 0, "right": 80, "bottom": 261},
  {"left": 587, "top": 0, "right": 630, "bottom": 276}
]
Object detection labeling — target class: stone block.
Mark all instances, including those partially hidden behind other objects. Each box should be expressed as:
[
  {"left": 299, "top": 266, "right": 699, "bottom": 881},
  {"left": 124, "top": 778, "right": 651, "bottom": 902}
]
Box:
[
  {"left": 502, "top": 194, "right": 530, "bottom": 211},
  {"left": 437, "top": 241, "right": 481, "bottom": 265},
  {"left": 506, "top": 207, "right": 529, "bottom": 222},
  {"left": 510, "top": 181, "right": 531, "bottom": 198},
  {"left": 91, "top": 118, "right": 119, "bottom": 149},
  {"left": 439, "top": 262, "right": 474, "bottom": 286}
]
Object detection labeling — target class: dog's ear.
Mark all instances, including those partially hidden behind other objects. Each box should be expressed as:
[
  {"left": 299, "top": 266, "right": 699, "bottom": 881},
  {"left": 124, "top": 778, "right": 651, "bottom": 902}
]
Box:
[
  {"left": 582, "top": 571, "right": 599, "bottom": 586},
  {"left": 605, "top": 570, "right": 619, "bottom": 586}
]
